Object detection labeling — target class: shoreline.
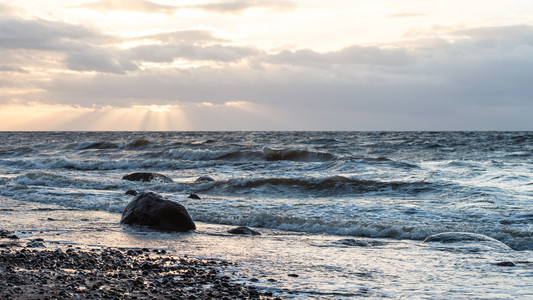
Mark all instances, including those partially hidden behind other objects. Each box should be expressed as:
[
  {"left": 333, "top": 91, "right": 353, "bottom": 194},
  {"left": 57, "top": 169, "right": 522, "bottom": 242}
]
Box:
[{"left": 0, "top": 233, "right": 282, "bottom": 300}]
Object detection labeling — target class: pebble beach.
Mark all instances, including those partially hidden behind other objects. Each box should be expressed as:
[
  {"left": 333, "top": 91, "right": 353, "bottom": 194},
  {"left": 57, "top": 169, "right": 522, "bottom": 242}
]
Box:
[{"left": 0, "top": 230, "right": 280, "bottom": 300}]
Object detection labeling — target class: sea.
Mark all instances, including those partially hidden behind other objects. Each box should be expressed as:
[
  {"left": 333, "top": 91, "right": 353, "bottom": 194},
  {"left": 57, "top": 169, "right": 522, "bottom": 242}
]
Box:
[{"left": 1, "top": 131, "right": 532, "bottom": 298}]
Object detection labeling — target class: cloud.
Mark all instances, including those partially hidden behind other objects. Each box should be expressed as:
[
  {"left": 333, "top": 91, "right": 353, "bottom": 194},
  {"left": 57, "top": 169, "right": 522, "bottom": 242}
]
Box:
[
  {"left": 29, "top": 23, "right": 533, "bottom": 130},
  {"left": 189, "top": 0, "right": 295, "bottom": 14},
  {"left": 0, "top": 17, "right": 132, "bottom": 74},
  {"left": 127, "top": 44, "right": 261, "bottom": 63},
  {"left": 452, "top": 24, "right": 533, "bottom": 39},
  {"left": 0, "top": 3, "right": 23, "bottom": 16},
  {"left": 74, "top": 0, "right": 179, "bottom": 14},
  {"left": 0, "top": 18, "right": 112, "bottom": 51},
  {"left": 450, "top": 25, "right": 533, "bottom": 49},
  {"left": 65, "top": 49, "right": 137, "bottom": 74},
  {"left": 135, "top": 30, "right": 225, "bottom": 44},
  {"left": 265, "top": 46, "right": 414, "bottom": 67},
  {"left": 1, "top": 11, "right": 532, "bottom": 130},
  {"left": 0, "top": 15, "right": 257, "bottom": 74},
  {"left": 0, "top": 65, "right": 28, "bottom": 73},
  {"left": 388, "top": 13, "right": 427, "bottom": 18},
  {"left": 76, "top": 0, "right": 294, "bottom": 14}
]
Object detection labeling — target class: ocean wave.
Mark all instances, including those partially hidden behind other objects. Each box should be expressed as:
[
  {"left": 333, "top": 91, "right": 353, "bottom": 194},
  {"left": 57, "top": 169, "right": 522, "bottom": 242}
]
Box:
[
  {"left": 217, "top": 150, "right": 264, "bottom": 161},
  {"left": 172, "top": 175, "right": 437, "bottom": 197},
  {"left": 165, "top": 147, "right": 336, "bottom": 162},
  {"left": 0, "top": 147, "right": 34, "bottom": 157},
  {"left": 10, "top": 171, "right": 105, "bottom": 189},
  {"left": 75, "top": 141, "right": 119, "bottom": 150},
  {"left": 168, "top": 149, "right": 228, "bottom": 160},
  {"left": 0, "top": 156, "right": 217, "bottom": 171},
  {"left": 359, "top": 156, "right": 419, "bottom": 169},
  {"left": 262, "top": 147, "right": 336, "bottom": 162},
  {"left": 304, "top": 138, "right": 341, "bottom": 145},
  {"left": 189, "top": 211, "right": 532, "bottom": 250}
]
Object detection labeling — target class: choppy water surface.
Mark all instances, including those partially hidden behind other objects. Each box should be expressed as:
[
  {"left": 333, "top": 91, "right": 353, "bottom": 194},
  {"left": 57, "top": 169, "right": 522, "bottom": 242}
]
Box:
[{"left": 1, "top": 131, "right": 532, "bottom": 298}]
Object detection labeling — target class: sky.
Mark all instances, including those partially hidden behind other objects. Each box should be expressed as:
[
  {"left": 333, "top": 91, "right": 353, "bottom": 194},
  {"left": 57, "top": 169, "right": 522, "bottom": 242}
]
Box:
[{"left": 1, "top": 0, "right": 532, "bottom": 130}]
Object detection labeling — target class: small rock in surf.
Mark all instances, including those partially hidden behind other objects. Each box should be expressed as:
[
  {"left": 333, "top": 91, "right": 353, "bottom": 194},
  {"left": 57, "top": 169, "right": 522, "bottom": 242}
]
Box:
[
  {"left": 129, "top": 139, "right": 150, "bottom": 147},
  {"left": 122, "top": 172, "right": 173, "bottom": 183},
  {"left": 338, "top": 239, "right": 370, "bottom": 247},
  {"left": 125, "top": 190, "right": 138, "bottom": 196},
  {"left": 494, "top": 261, "right": 516, "bottom": 267},
  {"left": 196, "top": 176, "right": 215, "bottom": 182},
  {"left": 227, "top": 226, "right": 261, "bottom": 236},
  {"left": 188, "top": 193, "right": 201, "bottom": 199}
]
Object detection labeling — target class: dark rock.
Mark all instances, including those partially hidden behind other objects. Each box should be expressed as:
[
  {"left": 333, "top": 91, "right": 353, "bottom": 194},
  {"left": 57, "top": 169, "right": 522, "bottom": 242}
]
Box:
[
  {"left": 122, "top": 172, "right": 173, "bottom": 183},
  {"left": 129, "top": 139, "right": 150, "bottom": 147},
  {"left": 188, "top": 193, "right": 201, "bottom": 200},
  {"left": 125, "top": 190, "right": 138, "bottom": 196},
  {"left": 338, "top": 239, "right": 370, "bottom": 247},
  {"left": 0, "top": 229, "right": 12, "bottom": 238},
  {"left": 287, "top": 274, "right": 299, "bottom": 278},
  {"left": 227, "top": 226, "right": 261, "bottom": 236},
  {"left": 120, "top": 192, "right": 196, "bottom": 232},
  {"left": 337, "top": 238, "right": 386, "bottom": 247},
  {"left": 26, "top": 241, "right": 45, "bottom": 248},
  {"left": 494, "top": 261, "right": 516, "bottom": 267},
  {"left": 195, "top": 176, "right": 215, "bottom": 182},
  {"left": 7, "top": 233, "right": 19, "bottom": 239}
]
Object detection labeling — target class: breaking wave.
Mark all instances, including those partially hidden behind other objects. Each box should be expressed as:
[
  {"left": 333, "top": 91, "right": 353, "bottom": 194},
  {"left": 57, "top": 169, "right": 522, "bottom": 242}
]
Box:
[
  {"left": 190, "top": 210, "right": 530, "bottom": 250},
  {"left": 262, "top": 147, "right": 336, "bottom": 161},
  {"left": 171, "top": 175, "right": 439, "bottom": 197},
  {"left": 75, "top": 141, "right": 119, "bottom": 150}
]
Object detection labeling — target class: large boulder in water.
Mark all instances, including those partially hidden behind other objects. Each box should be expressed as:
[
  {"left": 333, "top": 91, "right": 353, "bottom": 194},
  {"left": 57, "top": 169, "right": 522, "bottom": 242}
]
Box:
[
  {"left": 122, "top": 172, "right": 173, "bottom": 183},
  {"left": 120, "top": 192, "right": 196, "bottom": 232}
]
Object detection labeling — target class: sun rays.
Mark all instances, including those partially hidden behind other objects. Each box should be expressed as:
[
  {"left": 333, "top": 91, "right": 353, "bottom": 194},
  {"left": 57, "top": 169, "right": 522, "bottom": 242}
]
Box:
[
  {"left": 0, "top": 103, "right": 190, "bottom": 131},
  {"left": 0, "top": 101, "right": 285, "bottom": 131}
]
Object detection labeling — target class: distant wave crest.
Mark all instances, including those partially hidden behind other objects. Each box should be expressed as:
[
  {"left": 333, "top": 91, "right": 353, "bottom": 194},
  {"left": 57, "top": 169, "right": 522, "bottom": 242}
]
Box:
[{"left": 262, "top": 147, "right": 336, "bottom": 162}]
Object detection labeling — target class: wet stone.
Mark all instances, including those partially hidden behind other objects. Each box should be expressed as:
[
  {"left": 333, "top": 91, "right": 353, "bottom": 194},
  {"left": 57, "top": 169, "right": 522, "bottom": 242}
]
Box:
[
  {"left": 494, "top": 261, "right": 516, "bottom": 267},
  {"left": 227, "top": 226, "right": 261, "bottom": 236}
]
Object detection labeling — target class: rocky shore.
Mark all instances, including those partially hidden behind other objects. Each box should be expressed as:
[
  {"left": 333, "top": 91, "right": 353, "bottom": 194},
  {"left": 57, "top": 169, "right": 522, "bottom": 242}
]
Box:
[{"left": 0, "top": 244, "right": 281, "bottom": 299}]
